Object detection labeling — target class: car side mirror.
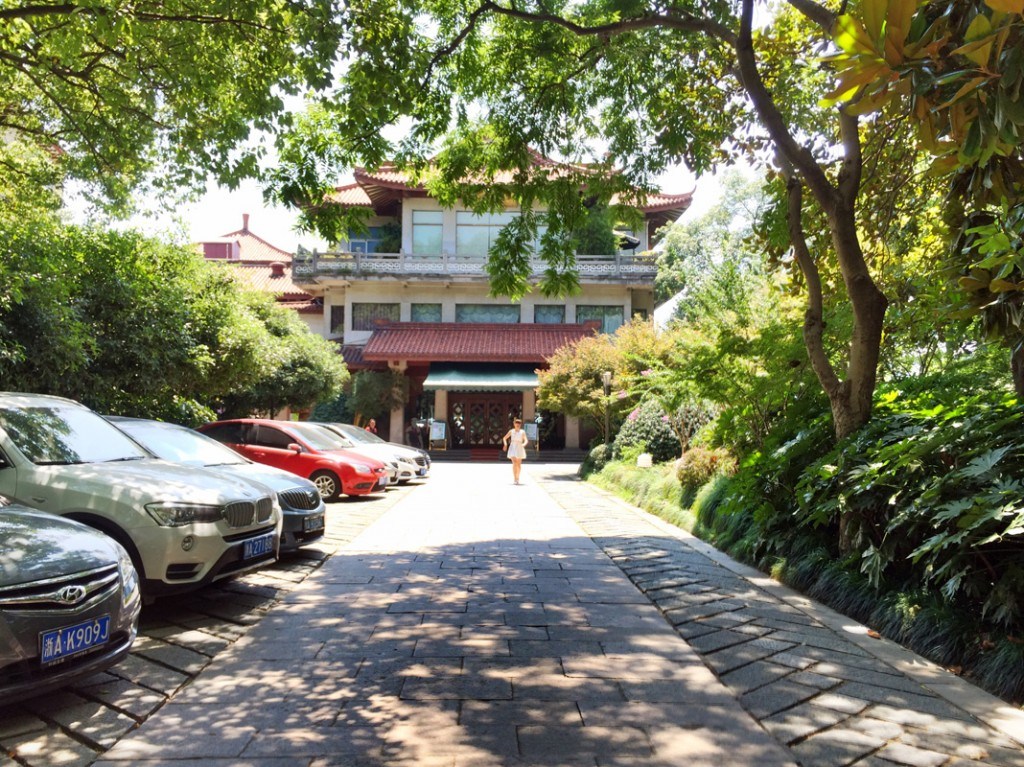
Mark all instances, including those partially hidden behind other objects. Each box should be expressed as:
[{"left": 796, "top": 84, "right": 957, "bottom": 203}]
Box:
[{"left": 288, "top": 443, "right": 303, "bottom": 454}]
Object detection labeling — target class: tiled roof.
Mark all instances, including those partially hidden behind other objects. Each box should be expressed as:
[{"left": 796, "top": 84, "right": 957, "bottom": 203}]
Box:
[
  {"left": 219, "top": 227, "right": 293, "bottom": 263},
  {"left": 280, "top": 299, "right": 323, "bottom": 315},
  {"left": 361, "top": 322, "right": 598, "bottom": 363},
  {"left": 340, "top": 344, "right": 386, "bottom": 370},
  {"left": 218, "top": 261, "right": 310, "bottom": 300}
]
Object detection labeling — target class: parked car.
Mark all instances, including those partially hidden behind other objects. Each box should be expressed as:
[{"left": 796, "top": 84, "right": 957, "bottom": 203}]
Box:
[
  {"left": 327, "top": 422, "right": 431, "bottom": 481},
  {"left": 107, "top": 417, "right": 326, "bottom": 554},
  {"left": 316, "top": 422, "right": 428, "bottom": 484},
  {"left": 0, "top": 393, "right": 281, "bottom": 598},
  {"left": 198, "top": 419, "right": 388, "bottom": 502},
  {"left": 0, "top": 501, "right": 142, "bottom": 702}
]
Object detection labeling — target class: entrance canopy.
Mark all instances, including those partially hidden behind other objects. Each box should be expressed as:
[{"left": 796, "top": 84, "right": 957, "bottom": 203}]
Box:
[{"left": 423, "top": 363, "right": 539, "bottom": 392}]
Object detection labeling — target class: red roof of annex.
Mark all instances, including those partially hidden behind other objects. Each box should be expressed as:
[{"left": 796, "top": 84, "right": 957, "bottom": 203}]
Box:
[{"left": 361, "top": 322, "right": 599, "bottom": 363}]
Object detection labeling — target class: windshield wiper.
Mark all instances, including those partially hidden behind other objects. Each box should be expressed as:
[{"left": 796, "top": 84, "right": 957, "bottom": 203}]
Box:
[{"left": 104, "top": 456, "right": 147, "bottom": 462}]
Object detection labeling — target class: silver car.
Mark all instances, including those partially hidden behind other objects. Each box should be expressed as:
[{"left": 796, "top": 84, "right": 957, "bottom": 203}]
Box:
[
  {"left": 0, "top": 503, "right": 142, "bottom": 702},
  {"left": 108, "top": 417, "right": 326, "bottom": 553},
  {"left": 320, "top": 423, "right": 431, "bottom": 483}
]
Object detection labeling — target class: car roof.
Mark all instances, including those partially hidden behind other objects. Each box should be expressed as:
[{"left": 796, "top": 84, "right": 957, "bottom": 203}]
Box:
[{"left": 0, "top": 392, "right": 87, "bottom": 408}]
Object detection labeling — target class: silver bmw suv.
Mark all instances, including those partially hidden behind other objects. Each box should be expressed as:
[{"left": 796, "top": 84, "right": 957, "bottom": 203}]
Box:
[{"left": 0, "top": 393, "right": 282, "bottom": 597}]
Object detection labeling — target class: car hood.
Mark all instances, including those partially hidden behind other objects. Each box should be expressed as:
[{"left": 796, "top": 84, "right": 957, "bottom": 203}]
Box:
[
  {"left": 0, "top": 506, "right": 120, "bottom": 587},
  {"left": 199, "top": 462, "right": 317, "bottom": 494},
  {"left": 341, "top": 444, "right": 414, "bottom": 465},
  {"left": 35, "top": 459, "right": 271, "bottom": 504}
]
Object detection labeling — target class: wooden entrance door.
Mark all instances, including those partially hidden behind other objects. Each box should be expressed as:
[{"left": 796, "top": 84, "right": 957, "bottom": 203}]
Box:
[{"left": 449, "top": 394, "right": 522, "bottom": 448}]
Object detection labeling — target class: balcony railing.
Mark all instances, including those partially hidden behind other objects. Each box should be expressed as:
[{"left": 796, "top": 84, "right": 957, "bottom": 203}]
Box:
[{"left": 292, "top": 247, "right": 657, "bottom": 281}]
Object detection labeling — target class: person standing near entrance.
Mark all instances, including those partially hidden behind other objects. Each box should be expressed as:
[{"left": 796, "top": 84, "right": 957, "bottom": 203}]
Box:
[
  {"left": 365, "top": 419, "right": 377, "bottom": 435},
  {"left": 502, "top": 418, "right": 528, "bottom": 485}
]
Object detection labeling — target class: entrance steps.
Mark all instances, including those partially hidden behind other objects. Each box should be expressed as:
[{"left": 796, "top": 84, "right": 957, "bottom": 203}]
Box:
[{"left": 429, "top": 448, "right": 589, "bottom": 464}]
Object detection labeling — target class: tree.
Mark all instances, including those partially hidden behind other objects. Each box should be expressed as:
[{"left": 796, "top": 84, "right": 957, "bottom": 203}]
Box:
[
  {"left": 267, "top": 0, "right": 895, "bottom": 447},
  {"left": 0, "top": 0, "right": 344, "bottom": 203},
  {"left": 824, "top": 0, "right": 1024, "bottom": 390}
]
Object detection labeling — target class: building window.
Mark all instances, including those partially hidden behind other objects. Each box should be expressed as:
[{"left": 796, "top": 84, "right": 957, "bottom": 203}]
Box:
[
  {"left": 534, "top": 305, "right": 565, "bottom": 324},
  {"left": 411, "top": 210, "right": 443, "bottom": 255},
  {"left": 411, "top": 303, "right": 442, "bottom": 322},
  {"left": 576, "top": 305, "right": 624, "bottom": 333},
  {"left": 455, "top": 304, "right": 520, "bottom": 323},
  {"left": 347, "top": 226, "right": 382, "bottom": 254},
  {"left": 455, "top": 211, "right": 518, "bottom": 256},
  {"left": 352, "top": 302, "right": 400, "bottom": 331},
  {"left": 330, "top": 305, "right": 345, "bottom": 336}
]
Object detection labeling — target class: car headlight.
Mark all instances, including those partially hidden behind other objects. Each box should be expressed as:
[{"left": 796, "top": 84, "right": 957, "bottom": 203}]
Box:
[
  {"left": 351, "top": 463, "right": 372, "bottom": 474},
  {"left": 115, "top": 544, "right": 140, "bottom": 607},
  {"left": 145, "top": 502, "right": 223, "bottom": 527}
]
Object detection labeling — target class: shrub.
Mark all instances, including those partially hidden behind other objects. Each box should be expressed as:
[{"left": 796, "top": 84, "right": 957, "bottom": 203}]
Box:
[
  {"left": 613, "top": 399, "right": 680, "bottom": 463},
  {"left": 580, "top": 443, "right": 611, "bottom": 477},
  {"left": 675, "top": 446, "right": 737, "bottom": 490}
]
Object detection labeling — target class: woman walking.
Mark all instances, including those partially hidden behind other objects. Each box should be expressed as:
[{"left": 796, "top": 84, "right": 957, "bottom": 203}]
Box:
[{"left": 502, "top": 418, "right": 529, "bottom": 485}]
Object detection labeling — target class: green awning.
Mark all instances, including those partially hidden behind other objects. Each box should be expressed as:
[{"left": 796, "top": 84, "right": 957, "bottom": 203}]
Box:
[{"left": 423, "top": 363, "right": 539, "bottom": 392}]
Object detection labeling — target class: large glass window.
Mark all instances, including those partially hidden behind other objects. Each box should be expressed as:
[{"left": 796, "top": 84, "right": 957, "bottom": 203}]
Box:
[
  {"left": 411, "top": 303, "right": 442, "bottom": 322},
  {"left": 352, "top": 302, "right": 400, "bottom": 331},
  {"left": 576, "top": 305, "right": 624, "bottom": 333},
  {"left": 455, "top": 304, "right": 521, "bottom": 323},
  {"left": 456, "top": 211, "right": 518, "bottom": 256},
  {"left": 411, "top": 210, "right": 443, "bottom": 255},
  {"left": 534, "top": 305, "right": 565, "bottom": 324},
  {"left": 347, "top": 226, "right": 383, "bottom": 254}
]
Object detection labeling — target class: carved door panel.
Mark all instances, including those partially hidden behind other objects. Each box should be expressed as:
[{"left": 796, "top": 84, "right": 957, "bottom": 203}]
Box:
[{"left": 448, "top": 394, "right": 522, "bottom": 447}]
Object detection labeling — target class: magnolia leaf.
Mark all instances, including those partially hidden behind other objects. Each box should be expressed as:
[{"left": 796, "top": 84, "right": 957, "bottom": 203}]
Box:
[
  {"left": 862, "top": 0, "right": 889, "bottom": 42},
  {"left": 989, "top": 278, "right": 1021, "bottom": 292},
  {"left": 958, "top": 275, "right": 990, "bottom": 291},
  {"left": 961, "top": 15, "right": 994, "bottom": 66},
  {"left": 834, "top": 14, "right": 877, "bottom": 55},
  {"left": 984, "top": 0, "right": 1024, "bottom": 13},
  {"left": 937, "top": 76, "right": 991, "bottom": 111}
]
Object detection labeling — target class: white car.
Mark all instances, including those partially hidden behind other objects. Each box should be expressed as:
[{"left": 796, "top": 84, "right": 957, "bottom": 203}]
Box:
[
  {"left": 321, "top": 422, "right": 430, "bottom": 483},
  {"left": 0, "top": 393, "right": 282, "bottom": 598}
]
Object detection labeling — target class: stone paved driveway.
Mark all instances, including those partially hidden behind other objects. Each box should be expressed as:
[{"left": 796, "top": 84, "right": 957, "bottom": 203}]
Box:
[{"left": 4, "top": 463, "right": 1024, "bottom": 766}]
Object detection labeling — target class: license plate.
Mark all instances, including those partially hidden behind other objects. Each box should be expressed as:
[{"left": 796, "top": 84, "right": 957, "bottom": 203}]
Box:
[
  {"left": 40, "top": 615, "right": 110, "bottom": 666},
  {"left": 377, "top": 476, "right": 388, "bottom": 487},
  {"left": 243, "top": 533, "right": 275, "bottom": 560},
  {"left": 303, "top": 514, "right": 324, "bottom": 532},
  {"left": 417, "top": 468, "right": 427, "bottom": 476}
]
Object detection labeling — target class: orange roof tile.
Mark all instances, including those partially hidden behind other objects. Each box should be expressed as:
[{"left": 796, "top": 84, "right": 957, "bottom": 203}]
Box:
[
  {"left": 217, "top": 261, "right": 311, "bottom": 300},
  {"left": 361, "top": 322, "right": 598, "bottom": 363},
  {"left": 218, "top": 224, "right": 293, "bottom": 263}
]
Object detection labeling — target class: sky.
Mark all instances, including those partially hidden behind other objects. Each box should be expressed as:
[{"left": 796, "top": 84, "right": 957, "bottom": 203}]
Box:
[{"left": 122, "top": 164, "right": 723, "bottom": 254}]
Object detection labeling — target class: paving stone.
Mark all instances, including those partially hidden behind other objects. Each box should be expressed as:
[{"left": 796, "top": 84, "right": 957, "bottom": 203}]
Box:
[
  {"left": 687, "top": 629, "right": 755, "bottom": 653},
  {"left": 832, "top": 682, "right": 973, "bottom": 720},
  {"left": 705, "top": 640, "right": 796, "bottom": 675},
  {"left": 721, "top": 661, "right": 796, "bottom": 694},
  {"left": 517, "top": 724, "right": 652, "bottom": 760},
  {"left": 400, "top": 676, "right": 513, "bottom": 700},
  {"left": 460, "top": 700, "right": 583, "bottom": 727},
  {"left": 873, "top": 742, "right": 950, "bottom": 767},
  {"left": 5, "top": 727, "right": 101, "bottom": 767},
  {"left": 28, "top": 693, "right": 138, "bottom": 749},
  {"left": 738, "top": 678, "right": 823, "bottom": 718},
  {"left": 789, "top": 727, "right": 887, "bottom": 767},
  {"left": 762, "top": 701, "right": 850, "bottom": 744}
]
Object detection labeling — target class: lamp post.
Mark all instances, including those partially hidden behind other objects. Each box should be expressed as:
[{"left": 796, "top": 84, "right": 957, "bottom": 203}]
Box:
[{"left": 601, "top": 370, "right": 612, "bottom": 445}]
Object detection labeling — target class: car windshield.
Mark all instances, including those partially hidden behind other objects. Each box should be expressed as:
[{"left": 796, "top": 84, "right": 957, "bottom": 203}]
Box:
[
  {"left": 336, "top": 424, "right": 386, "bottom": 445},
  {"left": 118, "top": 421, "right": 246, "bottom": 466},
  {"left": 0, "top": 405, "right": 148, "bottom": 465},
  {"left": 287, "top": 421, "right": 350, "bottom": 451}
]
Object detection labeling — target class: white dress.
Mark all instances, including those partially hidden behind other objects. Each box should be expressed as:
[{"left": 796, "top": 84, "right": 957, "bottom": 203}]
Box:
[{"left": 506, "top": 428, "right": 527, "bottom": 460}]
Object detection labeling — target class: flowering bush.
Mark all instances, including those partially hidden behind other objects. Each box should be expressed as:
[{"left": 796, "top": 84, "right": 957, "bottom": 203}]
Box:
[
  {"left": 613, "top": 399, "right": 680, "bottom": 463},
  {"left": 675, "top": 446, "right": 737, "bottom": 490}
]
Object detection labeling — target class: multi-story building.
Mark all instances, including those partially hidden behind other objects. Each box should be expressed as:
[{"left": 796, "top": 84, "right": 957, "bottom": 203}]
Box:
[{"left": 292, "top": 158, "right": 690, "bottom": 453}]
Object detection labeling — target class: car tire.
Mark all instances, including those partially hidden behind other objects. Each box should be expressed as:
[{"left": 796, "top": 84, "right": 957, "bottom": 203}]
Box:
[{"left": 310, "top": 470, "right": 342, "bottom": 502}]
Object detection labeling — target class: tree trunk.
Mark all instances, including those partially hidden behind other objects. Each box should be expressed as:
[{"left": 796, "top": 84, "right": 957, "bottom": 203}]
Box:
[{"left": 1013, "top": 343, "right": 1024, "bottom": 400}]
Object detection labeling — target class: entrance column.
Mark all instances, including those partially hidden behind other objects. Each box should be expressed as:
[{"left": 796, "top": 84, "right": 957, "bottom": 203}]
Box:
[
  {"left": 388, "top": 359, "right": 408, "bottom": 443},
  {"left": 522, "top": 389, "right": 536, "bottom": 423},
  {"left": 434, "top": 389, "right": 448, "bottom": 422},
  {"left": 565, "top": 415, "right": 580, "bottom": 449}
]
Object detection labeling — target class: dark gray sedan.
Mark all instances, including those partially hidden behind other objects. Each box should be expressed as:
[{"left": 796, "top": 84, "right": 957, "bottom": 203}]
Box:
[{"left": 0, "top": 504, "right": 142, "bottom": 702}]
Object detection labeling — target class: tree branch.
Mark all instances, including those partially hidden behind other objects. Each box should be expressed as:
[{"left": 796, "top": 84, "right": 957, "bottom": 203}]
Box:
[
  {"left": 784, "top": 0, "right": 836, "bottom": 33},
  {"left": 780, "top": 155, "right": 843, "bottom": 398},
  {"left": 735, "top": 0, "right": 836, "bottom": 210}
]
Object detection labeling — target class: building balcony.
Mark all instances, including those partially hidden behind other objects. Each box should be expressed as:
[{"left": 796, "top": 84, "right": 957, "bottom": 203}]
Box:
[{"left": 292, "top": 247, "right": 657, "bottom": 284}]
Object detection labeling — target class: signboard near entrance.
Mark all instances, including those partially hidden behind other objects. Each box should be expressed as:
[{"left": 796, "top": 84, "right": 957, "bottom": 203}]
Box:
[
  {"left": 429, "top": 420, "right": 447, "bottom": 450},
  {"left": 524, "top": 422, "right": 539, "bottom": 451}
]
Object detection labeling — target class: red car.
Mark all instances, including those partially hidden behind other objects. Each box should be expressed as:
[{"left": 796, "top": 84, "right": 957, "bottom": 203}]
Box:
[{"left": 198, "top": 419, "right": 388, "bottom": 502}]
